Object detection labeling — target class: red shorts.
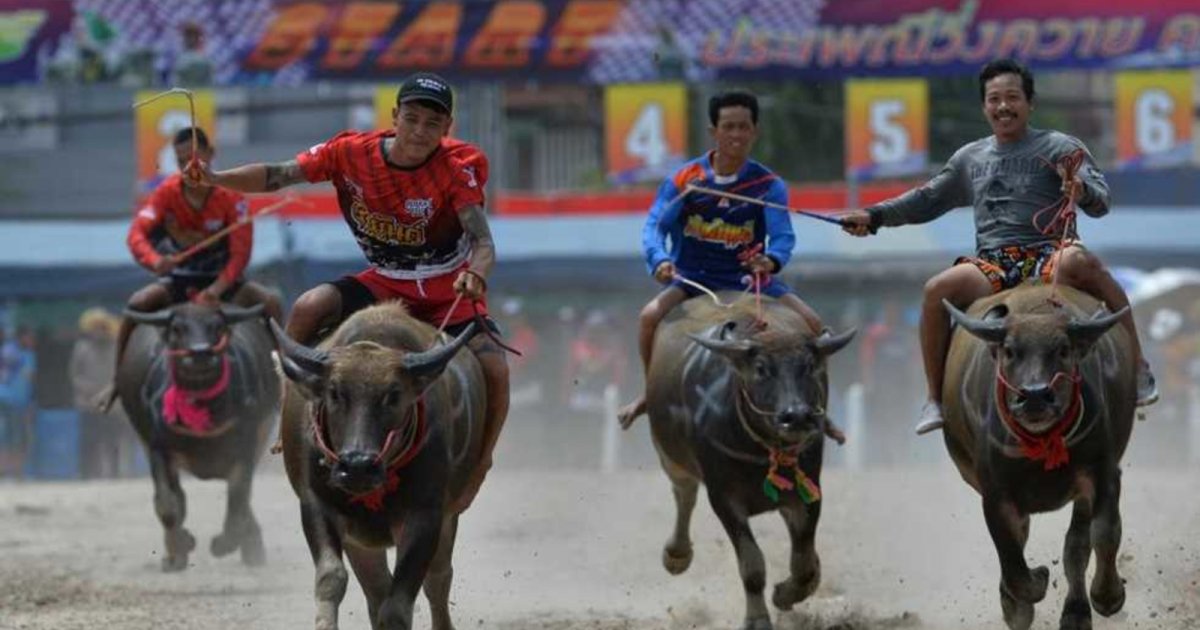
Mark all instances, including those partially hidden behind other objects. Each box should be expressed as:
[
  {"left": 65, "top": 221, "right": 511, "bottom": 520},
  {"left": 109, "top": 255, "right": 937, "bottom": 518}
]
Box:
[{"left": 351, "top": 267, "right": 488, "bottom": 328}]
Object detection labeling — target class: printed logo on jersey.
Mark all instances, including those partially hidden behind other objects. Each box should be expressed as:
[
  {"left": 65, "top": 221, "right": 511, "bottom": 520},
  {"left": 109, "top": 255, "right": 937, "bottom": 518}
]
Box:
[
  {"left": 462, "top": 166, "right": 478, "bottom": 189},
  {"left": 204, "top": 219, "right": 223, "bottom": 231},
  {"left": 404, "top": 198, "right": 433, "bottom": 219},
  {"left": 351, "top": 205, "right": 427, "bottom": 246},
  {"left": 137, "top": 205, "right": 158, "bottom": 220},
  {"left": 235, "top": 199, "right": 249, "bottom": 219},
  {"left": 683, "top": 215, "right": 755, "bottom": 249}
]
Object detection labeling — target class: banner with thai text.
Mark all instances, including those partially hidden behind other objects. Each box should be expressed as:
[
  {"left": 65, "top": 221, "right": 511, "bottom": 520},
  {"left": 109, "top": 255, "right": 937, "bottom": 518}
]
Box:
[
  {"left": 1, "top": 1, "right": 1199, "bottom": 86},
  {"left": 604, "top": 82, "right": 688, "bottom": 185},
  {"left": 845, "top": 78, "right": 929, "bottom": 181},
  {"left": 1114, "top": 69, "right": 1194, "bottom": 171}
]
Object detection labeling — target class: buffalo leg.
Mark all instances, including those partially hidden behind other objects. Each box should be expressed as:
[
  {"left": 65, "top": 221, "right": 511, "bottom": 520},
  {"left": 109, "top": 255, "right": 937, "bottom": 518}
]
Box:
[
  {"left": 344, "top": 542, "right": 390, "bottom": 628},
  {"left": 659, "top": 455, "right": 698, "bottom": 575},
  {"left": 709, "top": 492, "right": 772, "bottom": 630},
  {"left": 773, "top": 502, "right": 821, "bottom": 611},
  {"left": 1089, "top": 467, "right": 1125, "bottom": 616},
  {"left": 150, "top": 448, "right": 194, "bottom": 572},
  {"left": 211, "top": 461, "right": 265, "bottom": 566},
  {"left": 423, "top": 515, "right": 460, "bottom": 630},
  {"left": 1060, "top": 499, "right": 1093, "bottom": 630},
  {"left": 377, "top": 510, "right": 442, "bottom": 630},
  {"left": 301, "top": 501, "right": 348, "bottom": 630},
  {"left": 983, "top": 497, "right": 1048, "bottom": 630}
]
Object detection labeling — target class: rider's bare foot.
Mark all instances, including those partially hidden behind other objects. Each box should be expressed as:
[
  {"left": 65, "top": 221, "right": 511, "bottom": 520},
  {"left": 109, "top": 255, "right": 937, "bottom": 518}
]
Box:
[{"left": 617, "top": 396, "right": 647, "bottom": 430}]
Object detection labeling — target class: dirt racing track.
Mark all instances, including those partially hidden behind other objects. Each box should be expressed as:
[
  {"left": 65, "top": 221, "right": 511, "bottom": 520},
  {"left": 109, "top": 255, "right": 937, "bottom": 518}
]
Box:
[{"left": 2, "top": 424, "right": 1200, "bottom": 630}]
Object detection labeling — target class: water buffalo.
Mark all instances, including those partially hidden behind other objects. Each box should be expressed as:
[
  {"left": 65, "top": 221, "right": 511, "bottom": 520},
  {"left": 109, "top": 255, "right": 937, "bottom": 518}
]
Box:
[
  {"left": 645, "top": 294, "right": 855, "bottom": 630},
  {"left": 117, "top": 302, "right": 279, "bottom": 571},
  {"left": 270, "top": 302, "right": 483, "bottom": 630},
  {"left": 941, "top": 284, "right": 1136, "bottom": 630}
]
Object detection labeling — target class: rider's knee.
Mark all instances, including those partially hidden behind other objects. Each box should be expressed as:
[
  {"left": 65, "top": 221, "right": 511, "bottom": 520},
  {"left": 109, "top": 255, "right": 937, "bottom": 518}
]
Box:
[
  {"left": 924, "top": 267, "right": 984, "bottom": 307},
  {"left": 639, "top": 301, "right": 666, "bottom": 330},
  {"left": 922, "top": 272, "right": 954, "bottom": 304},
  {"left": 287, "top": 287, "right": 337, "bottom": 340},
  {"left": 1056, "top": 247, "right": 1103, "bottom": 286},
  {"left": 128, "top": 284, "right": 167, "bottom": 312}
]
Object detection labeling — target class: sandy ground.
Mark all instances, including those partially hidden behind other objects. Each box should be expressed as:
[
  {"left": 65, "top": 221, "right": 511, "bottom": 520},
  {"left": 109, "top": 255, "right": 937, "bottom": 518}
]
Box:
[{"left": 2, "top": 412, "right": 1200, "bottom": 630}]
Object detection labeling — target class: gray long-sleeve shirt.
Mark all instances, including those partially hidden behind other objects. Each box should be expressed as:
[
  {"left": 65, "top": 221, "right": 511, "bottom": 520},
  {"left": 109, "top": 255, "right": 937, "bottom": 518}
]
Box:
[{"left": 867, "top": 128, "right": 1109, "bottom": 253}]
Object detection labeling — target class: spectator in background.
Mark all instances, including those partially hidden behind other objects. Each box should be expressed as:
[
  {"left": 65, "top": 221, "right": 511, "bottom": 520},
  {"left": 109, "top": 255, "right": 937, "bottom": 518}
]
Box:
[
  {"left": 0, "top": 326, "right": 36, "bottom": 477},
  {"left": 71, "top": 309, "right": 133, "bottom": 478},
  {"left": 172, "top": 22, "right": 213, "bottom": 87}
]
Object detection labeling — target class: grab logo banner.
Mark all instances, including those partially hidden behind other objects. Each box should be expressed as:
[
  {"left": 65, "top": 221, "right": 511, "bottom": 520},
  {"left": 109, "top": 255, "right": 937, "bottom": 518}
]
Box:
[
  {"left": 135, "top": 89, "right": 215, "bottom": 200},
  {"left": 605, "top": 82, "right": 687, "bottom": 185},
  {"left": 1115, "top": 70, "right": 1193, "bottom": 171},
  {"left": 845, "top": 78, "right": 928, "bottom": 182}
]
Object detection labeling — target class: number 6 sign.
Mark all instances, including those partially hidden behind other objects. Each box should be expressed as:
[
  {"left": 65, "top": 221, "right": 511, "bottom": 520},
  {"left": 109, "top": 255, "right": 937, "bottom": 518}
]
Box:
[
  {"left": 605, "top": 83, "right": 687, "bottom": 185},
  {"left": 845, "top": 78, "right": 928, "bottom": 182},
  {"left": 1115, "top": 70, "right": 1193, "bottom": 171}
]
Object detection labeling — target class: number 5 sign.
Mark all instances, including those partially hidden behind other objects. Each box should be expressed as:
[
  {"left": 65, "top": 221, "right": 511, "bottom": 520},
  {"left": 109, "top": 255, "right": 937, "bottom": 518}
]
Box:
[
  {"left": 1115, "top": 70, "right": 1193, "bottom": 171},
  {"left": 845, "top": 78, "right": 928, "bottom": 181},
  {"left": 605, "top": 83, "right": 687, "bottom": 185}
]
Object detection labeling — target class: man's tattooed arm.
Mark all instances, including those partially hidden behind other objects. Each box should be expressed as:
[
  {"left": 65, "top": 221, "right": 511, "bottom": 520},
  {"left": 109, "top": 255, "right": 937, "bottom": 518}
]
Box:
[
  {"left": 263, "top": 160, "right": 306, "bottom": 192},
  {"left": 458, "top": 204, "right": 496, "bottom": 278},
  {"left": 210, "top": 160, "right": 306, "bottom": 193}
]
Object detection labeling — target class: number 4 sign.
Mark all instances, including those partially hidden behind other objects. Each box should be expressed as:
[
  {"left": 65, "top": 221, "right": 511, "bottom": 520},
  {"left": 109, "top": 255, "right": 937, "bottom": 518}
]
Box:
[
  {"left": 845, "top": 78, "right": 929, "bottom": 182},
  {"left": 605, "top": 83, "right": 688, "bottom": 185},
  {"left": 1115, "top": 70, "right": 1194, "bottom": 171}
]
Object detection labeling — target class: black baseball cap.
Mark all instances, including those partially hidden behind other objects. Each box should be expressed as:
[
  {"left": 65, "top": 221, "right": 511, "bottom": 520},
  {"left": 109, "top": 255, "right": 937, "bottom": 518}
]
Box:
[{"left": 396, "top": 72, "right": 453, "bottom": 114}]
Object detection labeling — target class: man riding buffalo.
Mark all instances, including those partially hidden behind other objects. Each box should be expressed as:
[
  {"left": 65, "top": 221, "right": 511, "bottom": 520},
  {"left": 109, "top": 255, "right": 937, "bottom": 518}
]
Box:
[{"left": 842, "top": 58, "right": 1158, "bottom": 433}]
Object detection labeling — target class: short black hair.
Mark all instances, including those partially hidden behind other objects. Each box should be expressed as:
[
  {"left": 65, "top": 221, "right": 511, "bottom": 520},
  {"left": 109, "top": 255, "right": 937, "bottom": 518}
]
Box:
[
  {"left": 708, "top": 91, "right": 759, "bottom": 127},
  {"left": 979, "top": 58, "right": 1035, "bottom": 102},
  {"left": 172, "top": 126, "right": 211, "bottom": 149}
]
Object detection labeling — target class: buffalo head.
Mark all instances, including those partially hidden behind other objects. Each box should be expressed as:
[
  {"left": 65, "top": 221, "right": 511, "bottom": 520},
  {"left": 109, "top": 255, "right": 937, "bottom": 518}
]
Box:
[
  {"left": 944, "top": 299, "right": 1126, "bottom": 431},
  {"left": 690, "top": 322, "right": 855, "bottom": 448},
  {"left": 127, "top": 303, "right": 264, "bottom": 387},
  {"left": 270, "top": 320, "right": 477, "bottom": 494}
]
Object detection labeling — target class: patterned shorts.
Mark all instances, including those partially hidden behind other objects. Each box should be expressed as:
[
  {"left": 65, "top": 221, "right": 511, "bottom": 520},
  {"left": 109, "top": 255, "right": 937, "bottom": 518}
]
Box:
[{"left": 955, "top": 243, "right": 1061, "bottom": 293}]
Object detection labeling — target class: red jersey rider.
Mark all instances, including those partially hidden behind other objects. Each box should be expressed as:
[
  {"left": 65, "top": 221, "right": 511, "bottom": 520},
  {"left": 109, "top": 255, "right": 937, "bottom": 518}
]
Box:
[
  {"left": 105, "top": 126, "right": 283, "bottom": 409},
  {"left": 190, "top": 73, "right": 506, "bottom": 514}
]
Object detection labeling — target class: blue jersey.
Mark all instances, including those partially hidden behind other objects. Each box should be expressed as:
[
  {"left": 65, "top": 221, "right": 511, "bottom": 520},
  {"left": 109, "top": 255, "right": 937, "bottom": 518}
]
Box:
[{"left": 641, "top": 152, "right": 794, "bottom": 278}]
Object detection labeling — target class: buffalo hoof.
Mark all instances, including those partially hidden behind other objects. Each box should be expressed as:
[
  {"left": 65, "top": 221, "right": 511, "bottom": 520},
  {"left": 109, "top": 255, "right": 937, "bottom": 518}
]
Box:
[
  {"left": 240, "top": 531, "right": 266, "bottom": 567},
  {"left": 210, "top": 532, "right": 238, "bottom": 558},
  {"left": 1059, "top": 597, "right": 1092, "bottom": 630},
  {"left": 662, "top": 542, "right": 693, "bottom": 575},
  {"left": 1090, "top": 578, "right": 1125, "bottom": 616},
  {"left": 772, "top": 566, "right": 819, "bottom": 611},
  {"left": 1006, "top": 565, "right": 1050, "bottom": 603},
  {"left": 161, "top": 554, "right": 189, "bottom": 572},
  {"left": 1000, "top": 585, "right": 1035, "bottom": 630},
  {"left": 162, "top": 528, "right": 196, "bottom": 573},
  {"left": 741, "top": 617, "right": 773, "bottom": 630}
]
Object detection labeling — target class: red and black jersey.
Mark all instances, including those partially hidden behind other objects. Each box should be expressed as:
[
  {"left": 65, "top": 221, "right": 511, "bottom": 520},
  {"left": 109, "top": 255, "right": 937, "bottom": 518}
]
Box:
[
  {"left": 127, "top": 174, "right": 251, "bottom": 283},
  {"left": 297, "top": 130, "right": 488, "bottom": 279}
]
